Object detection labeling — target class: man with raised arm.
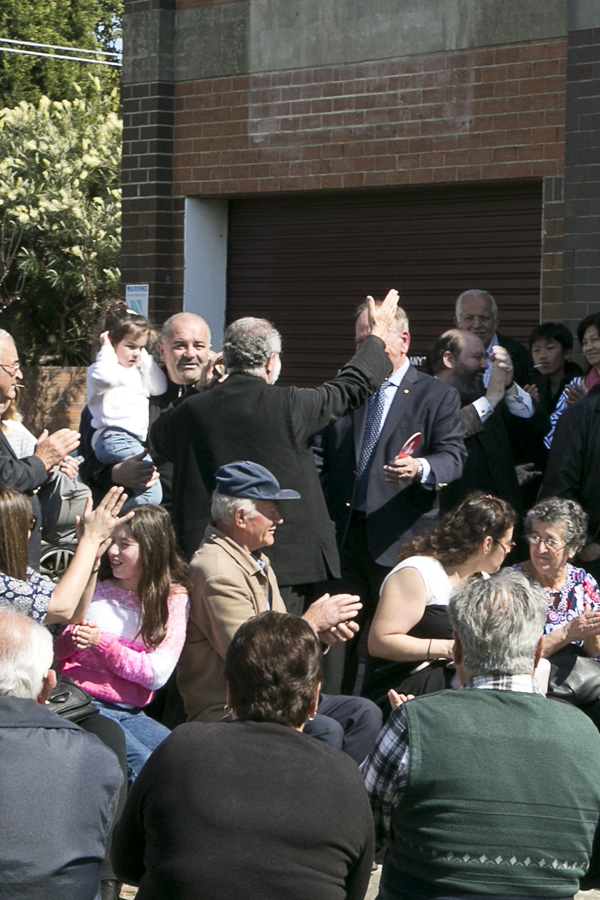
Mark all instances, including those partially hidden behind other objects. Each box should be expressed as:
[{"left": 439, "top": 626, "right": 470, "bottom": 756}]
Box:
[{"left": 151, "top": 291, "right": 399, "bottom": 619}]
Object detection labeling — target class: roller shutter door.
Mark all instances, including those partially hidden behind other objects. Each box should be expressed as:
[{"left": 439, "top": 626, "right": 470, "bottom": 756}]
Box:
[{"left": 227, "top": 181, "right": 542, "bottom": 386}]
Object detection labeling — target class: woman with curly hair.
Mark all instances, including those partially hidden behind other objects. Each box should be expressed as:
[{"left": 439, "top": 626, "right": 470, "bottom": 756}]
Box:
[
  {"left": 364, "top": 492, "right": 516, "bottom": 706},
  {"left": 54, "top": 504, "right": 189, "bottom": 783}
]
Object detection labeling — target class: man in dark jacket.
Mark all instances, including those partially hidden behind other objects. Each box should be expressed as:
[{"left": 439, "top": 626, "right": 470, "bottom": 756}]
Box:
[
  {"left": 315, "top": 304, "right": 465, "bottom": 691},
  {"left": 150, "top": 291, "right": 399, "bottom": 615},
  {"left": 0, "top": 329, "right": 80, "bottom": 565},
  {"left": 431, "top": 329, "right": 531, "bottom": 516},
  {"left": 454, "top": 289, "right": 535, "bottom": 387},
  {"left": 80, "top": 312, "right": 213, "bottom": 507},
  {"left": 0, "top": 607, "right": 123, "bottom": 900}
]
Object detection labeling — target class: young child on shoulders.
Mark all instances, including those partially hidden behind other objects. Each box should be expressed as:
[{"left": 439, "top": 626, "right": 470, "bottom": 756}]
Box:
[{"left": 87, "top": 306, "right": 167, "bottom": 507}]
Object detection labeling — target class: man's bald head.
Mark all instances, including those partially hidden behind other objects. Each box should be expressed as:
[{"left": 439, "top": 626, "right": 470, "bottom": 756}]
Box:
[
  {"left": 157, "top": 313, "right": 212, "bottom": 386},
  {"left": 429, "top": 329, "right": 487, "bottom": 406},
  {"left": 0, "top": 332, "right": 22, "bottom": 405}
]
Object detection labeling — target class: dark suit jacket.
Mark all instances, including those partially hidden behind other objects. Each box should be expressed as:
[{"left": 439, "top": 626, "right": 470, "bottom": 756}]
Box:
[
  {"left": 0, "top": 429, "right": 47, "bottom": 566},
  {"left": 318, "top": 366, "right": 466, "bottom": 567},
  {"left": 150, "top": 335, "right": 391, "bottom": 583},
  {"left": 540, "top": 386, "right": 600, "bottom": 539},
  {"left": 439, "top": 400, "right": 523, "bottom": 516}
]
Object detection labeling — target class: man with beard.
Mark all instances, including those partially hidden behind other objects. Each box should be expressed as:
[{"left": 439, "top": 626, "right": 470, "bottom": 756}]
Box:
[{"left": 430, "top": 329, "right": 530, "bottom": 513}]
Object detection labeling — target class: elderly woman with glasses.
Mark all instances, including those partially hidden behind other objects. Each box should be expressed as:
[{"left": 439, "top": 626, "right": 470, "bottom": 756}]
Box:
[{"left": 514, "top": 496, "right": 600, "bottom": 726}]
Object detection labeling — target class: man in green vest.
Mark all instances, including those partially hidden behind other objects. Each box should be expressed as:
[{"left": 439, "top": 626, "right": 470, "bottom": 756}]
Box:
[{"left": 362, "top": 569, "right": 600, "bottom": 899}]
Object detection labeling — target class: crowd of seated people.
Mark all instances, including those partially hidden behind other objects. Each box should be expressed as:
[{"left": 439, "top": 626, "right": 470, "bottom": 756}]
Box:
[{"left": 2, "top": 294, "right": 600, "bottom": 899}]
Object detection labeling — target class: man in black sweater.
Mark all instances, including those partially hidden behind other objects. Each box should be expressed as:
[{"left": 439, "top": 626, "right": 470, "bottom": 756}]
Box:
[{"left": 150, "top": 291, "right": 399, "bottom": 616}]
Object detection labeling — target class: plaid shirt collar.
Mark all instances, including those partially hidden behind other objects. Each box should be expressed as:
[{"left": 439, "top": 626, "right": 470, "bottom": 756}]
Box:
[{"left": 461, "top": 673, "right": 543, "bottom": 695}]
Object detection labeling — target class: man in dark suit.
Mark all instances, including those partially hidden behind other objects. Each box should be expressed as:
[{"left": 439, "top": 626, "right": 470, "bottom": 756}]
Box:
[
  {"left": 430, "top": 329, "right": 529, "bottom": 515},
  {"left": 316, "top": 303, "right": 466, "bottom": 692},
  {"left": 0, "top": 329, "right": 80, "bottom": 566},
  {"left": 454, "top": 289, "right": 535, "bottom": 388},
  {"left": 454, "top": 289, "right": 539, "bottom": 494},
  {"left": 150, "top": 291, "right": 399, "bottom": 617}
]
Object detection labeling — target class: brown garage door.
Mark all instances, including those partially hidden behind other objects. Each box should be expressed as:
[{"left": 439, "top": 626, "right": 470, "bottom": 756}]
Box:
[{"left": 227, "top": 181, "right": 542, "bottom": 386}]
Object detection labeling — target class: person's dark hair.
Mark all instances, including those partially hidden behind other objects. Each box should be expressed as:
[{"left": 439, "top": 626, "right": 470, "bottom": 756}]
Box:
[
  {"left": 0, "top": 483, "right": 32, "bottom": 581},
  {"left": 577, "top": 312, "right": 600, "bottom": 347},
  {"left": 103, "top": 303, "right": 150, "bottom": 347},
  {"left": 528, "top": 322, "right": 574, "bottom": 351},
  {"left": 524, "top": 497, "right": 587, "bottom": 551},
  {"left": 224, "top": 611, "right": 322, "bottom": 729},
  {"left": 427, "top": 331, "right": 463, "bottom": 376},
  {"left": 99, "top": 504, "right": 189, "bottom": 648},
  {"left": 397, "top": 492, "right": 517, "bottom": 567}
]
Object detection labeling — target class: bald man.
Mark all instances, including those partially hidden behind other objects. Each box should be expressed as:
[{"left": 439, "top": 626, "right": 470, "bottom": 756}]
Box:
[
  {"left": 0, "top": 329, "right": 80, "bottom": 565},
  {"left": 80, "top": 312, "right": 214, "bottom": 507}
]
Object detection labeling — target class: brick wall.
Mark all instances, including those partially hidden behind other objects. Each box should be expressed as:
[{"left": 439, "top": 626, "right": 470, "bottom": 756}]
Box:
[
  {"left": 121, "top": 0, "right": 178, "bottom": 322},
  {"left": 18, "top": 368, "right": 87, "bottom": 434},
  {"left": 562, "top": 26, "right": 600, "bottom": 331},
  {"left": 173, "top": 38, "right": 566, "bottom": 197}
]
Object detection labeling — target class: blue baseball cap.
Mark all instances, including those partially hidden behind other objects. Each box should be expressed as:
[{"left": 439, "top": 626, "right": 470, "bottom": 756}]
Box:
[{"left": 214, "top": 461, "right": 301, "bottom": 501}]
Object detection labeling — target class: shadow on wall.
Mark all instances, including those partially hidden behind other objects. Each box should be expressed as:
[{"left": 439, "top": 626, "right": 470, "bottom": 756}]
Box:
[{"left": 17, "top": 367, "right": 87, "bottom": 433}]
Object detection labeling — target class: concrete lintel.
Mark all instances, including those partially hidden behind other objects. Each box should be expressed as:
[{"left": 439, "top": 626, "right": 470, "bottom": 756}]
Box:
[
  {"left": 568, "top": 0, "right": 600, "bottom": 32},
  {"left": 175, "top": 3, "right": 250, "bottom": 81},
  {"left": 247, "top": 0, "right": 566, "bottom": 73},
  {"left": 123, "top": 8, "right": 176, "bottom": 85}
]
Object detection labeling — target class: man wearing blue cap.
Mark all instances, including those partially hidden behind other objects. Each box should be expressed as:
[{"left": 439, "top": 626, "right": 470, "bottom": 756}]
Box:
[{"left": 177, "top": 460, "right": 383, "bottom": 764}]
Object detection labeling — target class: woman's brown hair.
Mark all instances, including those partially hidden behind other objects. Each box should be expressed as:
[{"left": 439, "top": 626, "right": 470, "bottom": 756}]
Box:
[
  {"left": 0, "top": 483, "right": 32, "bottom": 581},
  {"left": 99, "top": 504, "right": 189, "bottom": 648},
  {"left": 397, "top": 492, "right": 517, "bottom": 567}
]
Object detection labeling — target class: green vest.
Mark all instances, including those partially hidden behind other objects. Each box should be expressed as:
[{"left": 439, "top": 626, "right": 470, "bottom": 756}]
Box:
[{"left": 390, "top": 689, "right": 600, "bottom": 897}]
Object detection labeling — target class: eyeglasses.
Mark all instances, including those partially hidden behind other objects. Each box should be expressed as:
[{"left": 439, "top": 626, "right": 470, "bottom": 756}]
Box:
[
  {"left": 498, "top": 538, "right": 516, "bottom": 554},
  {"left": 526, "top": 534, "right": 566, "bottom": 551},
  {"left": 0, "top": 362, "right": 22, "bottom": 375}
]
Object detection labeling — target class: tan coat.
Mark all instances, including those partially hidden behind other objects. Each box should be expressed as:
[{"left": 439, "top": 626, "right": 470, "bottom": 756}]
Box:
[{"left": 177, "top": 524, "right": 285, "bottom": 722}]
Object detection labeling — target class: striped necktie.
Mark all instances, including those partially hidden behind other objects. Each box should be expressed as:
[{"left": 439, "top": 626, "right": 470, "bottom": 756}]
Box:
[{"left": 354, "top": 379, "right": 389, "bottom": 507}]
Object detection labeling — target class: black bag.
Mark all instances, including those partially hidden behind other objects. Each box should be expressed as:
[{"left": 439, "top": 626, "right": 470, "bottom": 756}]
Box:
[
  {"left": 46, "top": 676, "right": 99, "bottom": 724},
  {"left": 548, "top": 646, "right": 600, "bottom": 706}
]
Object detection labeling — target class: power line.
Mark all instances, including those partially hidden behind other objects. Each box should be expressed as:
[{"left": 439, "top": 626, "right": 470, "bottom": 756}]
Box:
[{"left": 0, "top": 37, "right": 122, "bottom": 68}]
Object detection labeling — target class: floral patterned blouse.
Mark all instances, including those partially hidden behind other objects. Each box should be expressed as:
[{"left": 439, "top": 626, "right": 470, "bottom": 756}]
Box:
[
  {"left": 0, "top": 567, "right": 55, "bottom": 622},
  {"left": 514, "top": 562, "right": 600, "bottom": 650}
]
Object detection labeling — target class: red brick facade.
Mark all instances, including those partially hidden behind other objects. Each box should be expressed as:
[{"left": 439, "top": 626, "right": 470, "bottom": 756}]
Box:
[
  {"left": 122, "top": 1, "right": 600, "bottom": 349},
  {"left": 173, "top": 39, "right": 566, "bottom": 197}
]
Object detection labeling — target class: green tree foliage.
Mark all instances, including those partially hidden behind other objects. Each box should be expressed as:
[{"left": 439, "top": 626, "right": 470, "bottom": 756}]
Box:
[
  {"left": 0, "top": 79, "right": 121, "bottom": 364},
  {"left": 0, "top": 0, "right": 122, "bottom": 107}
]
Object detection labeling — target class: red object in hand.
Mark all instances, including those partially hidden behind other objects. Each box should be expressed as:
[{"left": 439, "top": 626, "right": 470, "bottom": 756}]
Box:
[{"left": 394, "top": 432, "right": 422, "bottom": 460}]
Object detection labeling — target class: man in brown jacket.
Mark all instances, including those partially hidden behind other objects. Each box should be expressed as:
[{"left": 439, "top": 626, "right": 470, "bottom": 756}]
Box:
[{"left": 177, "top": 460, "right": 382, "bottom": 764}]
